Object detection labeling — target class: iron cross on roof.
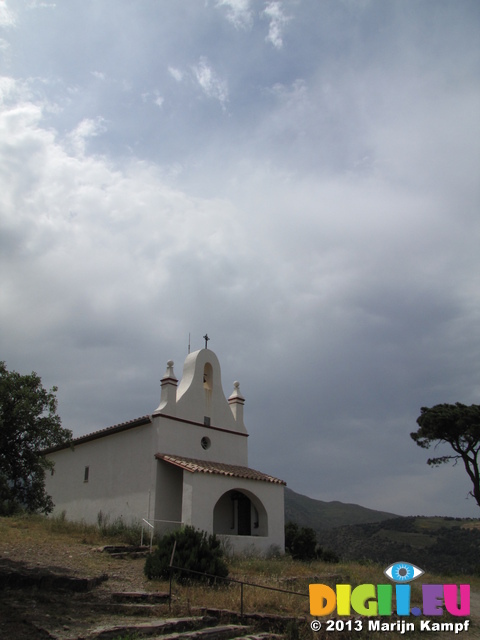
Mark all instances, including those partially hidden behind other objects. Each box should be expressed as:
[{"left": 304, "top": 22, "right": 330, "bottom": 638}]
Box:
[{"left": 203, "top": 334, "right": 210, "bottom": 349}]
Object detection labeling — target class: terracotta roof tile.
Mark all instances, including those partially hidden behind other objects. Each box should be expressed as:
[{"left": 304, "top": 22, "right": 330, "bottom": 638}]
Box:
[{"left": 156, "top": 453, "right": 286, "bottom": 485}]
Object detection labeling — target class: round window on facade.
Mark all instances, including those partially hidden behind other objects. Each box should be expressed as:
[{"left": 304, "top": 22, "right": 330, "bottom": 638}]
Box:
[{"left": 201, "top": 436, "right": 211, "bottom": 450}]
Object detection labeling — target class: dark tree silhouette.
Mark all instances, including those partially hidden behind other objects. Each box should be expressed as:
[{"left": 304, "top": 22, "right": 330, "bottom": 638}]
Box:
[
  {"left": 0, "top": 361, "right": 72, "bottom": 514},
  {"left": 411, "top": 403, "right": 480, "bottom": 507}
]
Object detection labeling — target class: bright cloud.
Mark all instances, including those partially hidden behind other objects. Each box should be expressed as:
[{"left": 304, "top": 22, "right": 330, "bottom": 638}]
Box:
[
  {"left": 192, "top": 57, "right": 229, "bottom": 107},
  {"left": 216, "top": 0, "right": 253, "bottom": 29},
  {"left": 66, "top": 117, "right": 107, "bottom": 155},
  {"left": 27, "top": 1, "right": 56, "bottom": 8},
  {"left": 168, "top": 67, "right": 184, "bottom": 82},
  {"left": 262, "top": 1, "right": 290, "bottom": 49},
  {"left": 0, "top": 0, "right": 15, "bottom": 27}
]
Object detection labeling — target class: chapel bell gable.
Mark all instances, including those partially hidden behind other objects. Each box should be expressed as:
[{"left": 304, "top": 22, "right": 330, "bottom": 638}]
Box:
[{"left": 154, "top": 348, "right": 247, "bottom": 435}]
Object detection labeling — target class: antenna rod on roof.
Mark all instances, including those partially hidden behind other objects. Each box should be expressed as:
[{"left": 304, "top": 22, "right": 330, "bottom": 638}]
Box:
[{"left": 188, "top": 333, "right": 190, "bottom": 354}]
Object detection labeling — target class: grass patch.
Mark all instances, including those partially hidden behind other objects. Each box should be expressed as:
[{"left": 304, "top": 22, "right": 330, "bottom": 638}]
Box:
[
  {"left": 0, "top": 512, "right": 144, "bottom": 547},
  {"left": 153, "top": 555, "right": 480, "bottom": 615}
]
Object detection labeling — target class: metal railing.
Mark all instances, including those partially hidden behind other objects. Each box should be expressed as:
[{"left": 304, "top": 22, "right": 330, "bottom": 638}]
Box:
[
  {"left": 140, "top": 518, "right": 183, "bottom": 551},
  {"left": 141, "top": 519, "right": 155, "bottom": 551},
  {"left": 168, "top": 559, "right": 309, "bottom": 618}
]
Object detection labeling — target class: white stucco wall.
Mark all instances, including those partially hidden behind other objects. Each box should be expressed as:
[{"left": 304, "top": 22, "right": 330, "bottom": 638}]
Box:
[
  {"left": 153, "top": 414, "right": 248, "bottom": 466},
  {"left": 154, "top": 459, "right": 183, "bottom": 533},
  {"left": 179, "top": 471, "right": 285, "bottom": 555},
  {"left": 44, "top": 420, "right": 156, "bottom": 524}
]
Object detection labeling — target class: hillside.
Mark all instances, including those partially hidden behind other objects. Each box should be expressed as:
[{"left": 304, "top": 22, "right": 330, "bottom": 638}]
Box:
[
  {"left": 285, "top": 487, "right": 397, "bottom": 530},
  {"left": 285, "top": 489, "right": 480, "bottom": 575},
  {"left": 316, "top": 516, "right": 480, "bottom": 575}
]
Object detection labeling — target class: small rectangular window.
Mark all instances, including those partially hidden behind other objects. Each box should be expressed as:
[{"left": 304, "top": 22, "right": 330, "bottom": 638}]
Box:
[
  {"left": 204, "top": 416, "right": 211, "bottom": 426},
  {"left": 84, "top": 466, "right": 89, "bottom": 483}
]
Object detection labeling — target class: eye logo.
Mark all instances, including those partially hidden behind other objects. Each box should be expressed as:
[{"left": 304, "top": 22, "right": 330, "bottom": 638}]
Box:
[{"left": 384, "top": 561, "right": 424, "bottom": 583}]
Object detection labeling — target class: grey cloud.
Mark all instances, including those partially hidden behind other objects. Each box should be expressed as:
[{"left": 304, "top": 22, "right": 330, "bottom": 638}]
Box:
[{"left": 1, "top": 1, "right": 479, "bottom": 520}]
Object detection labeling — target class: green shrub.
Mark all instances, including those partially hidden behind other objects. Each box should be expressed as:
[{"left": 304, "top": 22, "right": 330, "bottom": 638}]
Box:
[
  {"left": 285, "top": 521, "right": 318, "bottom": 561},
  {"left": 319, "top": 547, "right": 340, "bottom": 563},
  {"left": 144, "top": 525, "right": 229, "bottom": 584}
]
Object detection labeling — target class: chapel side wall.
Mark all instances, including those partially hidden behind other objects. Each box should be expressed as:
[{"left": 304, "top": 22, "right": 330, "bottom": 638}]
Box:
[
  {"left": 154, "top": 460, "right": 183, "bottom": 533},
  {"left": 182, "top": 473, "right": 285, "bottom": 554},
  {"left": 44, "top": 423, "right": 155, "bottom": 525},
  {"left": 153, "top": 415, "right": 248, "bottom": 466}
]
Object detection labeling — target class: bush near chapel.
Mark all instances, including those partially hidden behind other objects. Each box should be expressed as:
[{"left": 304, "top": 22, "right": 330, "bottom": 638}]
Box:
[
  {"left": 144, "top": 526, "right": 229, "bottom": 584},
  {"left": 285, "top": 521, "right": 318, "bottom": 560},
  {"left": 285, "top": 521, "right": 339, "bottom": 563}
]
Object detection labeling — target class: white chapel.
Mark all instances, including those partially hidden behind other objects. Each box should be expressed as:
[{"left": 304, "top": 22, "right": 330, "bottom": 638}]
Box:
[{"left": 44, "top": 347, "right": 286, "bottom": 554}]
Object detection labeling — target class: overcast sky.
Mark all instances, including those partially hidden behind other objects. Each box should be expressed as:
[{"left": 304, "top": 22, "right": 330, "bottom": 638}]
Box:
[{"left": 1, "top": 0, "right": 479, "bottom": 519}]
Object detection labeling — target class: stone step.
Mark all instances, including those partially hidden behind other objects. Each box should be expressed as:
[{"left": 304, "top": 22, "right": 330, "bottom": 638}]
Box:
[
  {"left": 151, "top": 624, "right": 254, "bottom": 640},
  {"left": 109, "top": 551, "right": 150, "bottom": 559},
  {"left": 85, "top": 615, "right": 220, "bottom": 639},
  {"left": 87, "top": 602, "right": 165, "bottom": 616},
  {"left": 93, "top": 544, "right": 151, "bottom": 560},
  {"left": 193, "top": 607, "right": 304, "bottom": 632},
  {"left": 98, "top": 544, "right": 150, "bottom": 554},
  {"left": 232, "top": 634, "right": 284, "bottom": 640},
  {"left": 0, "top": 563, "right": 108, "bottom": 592},
  {"left": 111, "top": 590, "right": 170, "bottom": 603}
]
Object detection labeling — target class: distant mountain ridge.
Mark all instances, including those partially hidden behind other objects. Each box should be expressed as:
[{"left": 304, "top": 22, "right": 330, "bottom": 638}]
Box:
[
  {"left": 285, "top": 488, "right": 480, "bottom": 575},
  {"left": 285, "top": 487, "right": 398, "bottom": 530},
  {"left": 316, "top": 516, "right": 480, "bottom": 575}
]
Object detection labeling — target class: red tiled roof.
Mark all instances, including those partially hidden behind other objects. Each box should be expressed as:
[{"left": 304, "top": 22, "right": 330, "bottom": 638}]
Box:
[{"left": 156, "top": 453, "right": 286, "bottom": 485}]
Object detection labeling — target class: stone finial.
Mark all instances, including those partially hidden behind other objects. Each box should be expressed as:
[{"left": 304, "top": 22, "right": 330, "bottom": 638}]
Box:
[
  {"left": 229, "top": 381, "right": 245, "bottom": 401},
  {"left": 153, "top": 359, "right": 178, "bottom": 415},
  {"left": 162, "top": 360, "right": 177, "bottom": 382},
  {"left": 228, "top": 380, "right": 245, "bottom": 426}
]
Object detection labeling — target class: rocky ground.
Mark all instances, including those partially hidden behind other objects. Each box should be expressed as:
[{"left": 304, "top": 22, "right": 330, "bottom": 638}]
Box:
[
  {"left": 0, "top": 528, "right": 299, "bottom": 640},
  {"left": 0, "top": 526, "right": 169, "bottom": 639}
]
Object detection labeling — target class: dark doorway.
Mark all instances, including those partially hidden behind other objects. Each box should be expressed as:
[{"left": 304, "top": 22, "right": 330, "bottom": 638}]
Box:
[
  {"left": 237, "top": 492, "right": 251, "bottom": 535},
  {"left": 214, "top": 490, "right": 267, "bottom": 537}
]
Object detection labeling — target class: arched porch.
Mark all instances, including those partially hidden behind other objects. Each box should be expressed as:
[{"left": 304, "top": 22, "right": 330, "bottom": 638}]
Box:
[{"left": 213, "top": 488, "right": 268, "bottom": 537}]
